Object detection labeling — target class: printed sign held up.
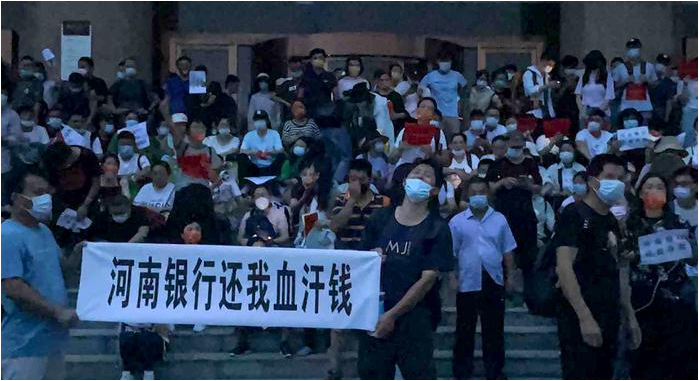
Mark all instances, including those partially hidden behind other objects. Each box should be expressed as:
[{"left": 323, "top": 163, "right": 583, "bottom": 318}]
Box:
[
  {"left": 638, "top": 229, "right": 693, "bottom": 266},
  {"left": 77, "top": 242, "right": 381, "bottom": 330},
  {"left": 617, "top": 126, "right": 649, "bottom": 151}
]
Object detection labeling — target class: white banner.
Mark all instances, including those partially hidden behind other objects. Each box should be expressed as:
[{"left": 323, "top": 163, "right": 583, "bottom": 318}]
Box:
[
  {"left": 617, "top": 126, "right": 649, "bottom": 152},
  {"left": 638, "top": 229, "right": 693, "bottom": 265},
  {"left": 77, "top": 242, "right": 381, "bottom": 330}
]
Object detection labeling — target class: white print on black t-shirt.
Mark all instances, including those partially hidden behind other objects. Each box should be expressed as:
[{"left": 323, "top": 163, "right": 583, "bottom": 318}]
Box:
[{"left": 386, "top": 240, "right": 411, "bottom": 256}]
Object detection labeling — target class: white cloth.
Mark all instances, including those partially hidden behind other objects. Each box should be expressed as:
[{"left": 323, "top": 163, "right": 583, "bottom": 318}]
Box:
[
  {"left": 394, "top": 81, "right": 411, "bottom": 95},
  {"left": 449, "top": 207, "right": 517, "bottom": 292},
  {"left": 240, "top": 129, "right": 283, "bottom": 168},
  {"left": 575, "top": 128, "right": 613, "bottom": 158},
  {"left": 204, "top": 136, "right": 240, "bottom": 157},
  {"left": 522, "top": 65, "right": 556, "bottom": 118},
  {"left": 449, "top": 155, "right": 479, "bottom": 173},
  {"left": 533, "top": 195, "right": 555, "bottom": 241},
  {"left": 560, "top": 195, "right": 576, "bottom": 212},
  {"left": 575, "top": 71, "right": 615, "bottom": 108},
  {"left": 118, "top": 154, "right": 151, "bottom": 176},
  {"left": 133, "top": 183, "right": 176, "bottom": 214},
  {"left": 674, "top": 200, "right": 698, "bottom": 228},
  {"left": 393, "top": 128, "right": 447, "bottom": 167},
  {"left": 420, "top": 70, "right": 467, "bottom": 117},
  {"left": 247, "top": 92, "right": 281, "bottom": 130},
  {"left": 22, "top": 125, "right": 50, "bottom": 145},
  {"left": 545, "top": 162, "right": 586, "bottom": 193},
  {"left": 485, "top": 124, "right": 508, "bottom": 143},
  {"left": 612, "top": 61, "right": 657, "bottom": 112},
  {"left": 336, "top": 77, "right": 370, "bottom": 99},
  {"left": 371, "top": 92, "right": 396, "bottom": 147},
  {"left": 535, "top": 135, "right": 559, "bottom": 156}
]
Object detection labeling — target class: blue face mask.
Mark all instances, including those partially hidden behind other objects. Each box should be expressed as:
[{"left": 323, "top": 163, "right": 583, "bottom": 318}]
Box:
[
  {"left": 118, "top": 145, "right": 135, "bottom": 160},
  {"left": 293, "top": 146, "right": 306, "bottom": 157},
  {"left": 469, "top": 194, "right": 489, "bottom": 210},
  {"left": 573, "top": 183, "right": 588, "bottom": 196},
  {"left": 506, "top": 147, "right": 523, "bottom": 159},
  {"left": 104, "top": 124, "right": 115, "bottom": 134},
  {"left": 47, "top": 117, "right": 63, "bottom": 129},
  {"left": 404, "top": 178, "right": 432, "bottom": 202},
  {"left": 126, "top": 120, "right": 138, "bottom": 128},
  {"left": 594, "top": 178, "right": 625, "bottom": 205},
  {"left": 623, "top": 119, "right": 639, "bottom": 129}
]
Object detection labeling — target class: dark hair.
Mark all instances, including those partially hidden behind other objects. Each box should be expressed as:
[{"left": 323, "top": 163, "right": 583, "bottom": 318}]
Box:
[
  {"left": 478, "top": 158, "right": 495, "bottom": 167},
  {"left": 504, "top": 64, "right": 518, "bottom": 72},
  {"left": 582, "top": 50, "right": 608, "bottom": 87},
  {"left": 11, "top": 165, "right": 46, "bottom": 196},
  {"left": 437, "top": 51, "right": 452, "bottom": 61},
  {"left": 288, "top": 56, "right": 303, "bottom": 64},
  {"left": 151, "top": 160, "right": 172, "bottom": 175},
  {"left": 410, "top": 158, "right": 445, "bottom": 189},
  {"left": 475, "top": 69, "right": 489, "bottom": 82},
  {"left": 208, "top": 81, "right": 222, "bottom": 96},
  {"left": 108, "top": 194, "right": 131, "bottom": 209},
  {"left": 656, "top": 53, "right": 671, "bottom": 66},
  {"left": 176, "top": 55, "right": 192, "bottom": 64},
  {"left": 117, "top": 130, "right": 136, "bottom": 142},
  {"left": 588, "top": 108, "right": 607, "bottom": 119},
  {"left": 561, "top": 55, "right": 579, "bottom": 69},
  {"left": 225, "top": 74, "right": 240, "bottom": 86},
  {"left": 559, "top": 138, "right": 576, "bottom": 151},
  {"left": 451, "top": 133, "right": 468, "bottom": 143},
  {"left": 618, "top": 108, "right": 643, "bottom": 124},
  {"left": 373, "top": 69, "right": 387, "bottom": 80},
  {"left": 633, "top": 173, "right": 673, "bottom": 215},
  {"left": 254, "top": 75, "right": 274, "bottom": 92},
  {"left": 417, "top": 97, "right": 441, "bottom": 118},
  {"left": 673, "top": 166, "right": 698, "bottom": 183},
  {"left": 17, "top": 105, "right": 35, "bottom": 115},
  {"left": 102, "top": 153, "right": 119, "bottom": 164},
  {"left": 20, "top": 55, "right": 34, "bottom": 62},
  {"left": 42, "top": 141, "right": 74, "bottom": 176},
  {"left": 348, "top": 158, "right": 373, "bottom": 177},
  {"left": 573, "top": 171, "right": 589, "bottom": 182},
  {"left": 467, "top": 176, "right": 489, "bottom": 192},
  {"left": 78, "top": 57, "right": 94, "bottom": 67},
  {"left": 469, "top": 109, "right": 485, "bottom": 119},
  {"left": 611, "top": 57, "right": 624, "bottom": 65},
  {"left": 540, "top": 48, "right": 557, "bottom": 62},
  {"left": 345, "top": 55, "right": 364, "bottom": 76},
  {"left": 309, "top": 48, "right": 327, "bottom": 58},
  {"left": 587, "top": 153, "right": 626, "bottom": 177},
  {"left": 492, "top": 135, "right": 507, "bottom": 145},
  {"left": 68, "top": 72, "right": 85, "bottom": 85}
]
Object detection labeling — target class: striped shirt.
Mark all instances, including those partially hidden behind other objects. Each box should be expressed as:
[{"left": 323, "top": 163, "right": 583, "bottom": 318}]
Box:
[
  {"left": 332, "top": 193, "right": 389, "bottom": 250},
  {"left": 281, "top": 118, "right": 322, "bottom": 147}
]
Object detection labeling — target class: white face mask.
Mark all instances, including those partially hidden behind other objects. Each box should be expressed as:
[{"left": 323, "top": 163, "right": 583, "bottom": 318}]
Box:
[
  {"left": 125, "top": 67, "right": 137, "bottom": 77},
  {"left": 476, "top": 80, "right": 488, "bottom": 88},
  {"left": 157, "top": 126, "right": 169, "bottom": 136},
  {"left": 21, "top": 193, "right": 53, "bottom": 222},
  {"left": 254, "top": 120, "right": 267, "bottom": 131},
  {"left": 451, "top": 149, "right": 465, "bottom": 157},
  {"left": 438, "top": 62, "right": 451, "bottom": 72},
  {"left": 485, "top": 116, "right": 499, "bottom": 128},
  {"left": 218, "top": 128, "right": 230, "bottom": 136},
  {"left": 588, "top": 121, "right": 601, "bottom": 132},
  {"left": 506, "top": 123, "right": 517, "bottom": 132},
  {"left": 470, "top": 120, "right": 484, "bottom": 131},
  {"left": 111, "top": 213, "right": 130, "bottom": 224},
  {"left": 627, "top": 49, "right": 641, "bottom": 59},
  {"left": 374, "top": 142, "right": 385, "bottom": 152}
]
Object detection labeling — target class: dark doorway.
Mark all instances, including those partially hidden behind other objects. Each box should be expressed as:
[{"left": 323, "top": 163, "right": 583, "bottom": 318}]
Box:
[{"left": 252, "top": 38, "right": 288, "bottom": 85}]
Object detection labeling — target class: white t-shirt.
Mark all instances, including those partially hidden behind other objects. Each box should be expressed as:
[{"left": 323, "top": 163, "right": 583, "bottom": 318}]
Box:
[
  {"left": 612, "top": 61, "right": 657, "bottom": 112},
  {"left": 449, "top": 155, "right": 480, "bottom": 173},
  {"left": 686, "top": 79, "right": 698, "bottom": 110},
  {"left": 240, "top": 129, "right": 283, "bottom": 168},
  {"left": 394, "top": 81, "right": 411, "bottom": 95},
  {"left": 118, "top": 154, "right": 151, "bottom": 176},
  {"left": 394, "top": 128, "right": 447, "bottom": 167},
  {"left": 575, "top": 128, "right": 613, "bottom": 158},
  {"left": 22, "top": 125, "right": 50, "bottom": 145},
  {"left": 522, "top": 65, "right": 556, "bottom": 118},
  {"left": 545, "top": 162, "right": 586, "bottom": 193},
  {"left": 485, "top": 124, "right": 508, "bottom": 143},
  {"left": 674, "top": 200, "right": 698, "bottom": 227},
  {"left": 204, "top": 135, "right": 240, "bottom": 157},
  {"left": 133, "top": 182, "right": 176, "bottom": 214},
  {"left": 336, "top": 77, "right": 370, "bottom": 99},
  {"left": 420, "top": 70, "right": 467, "bottom": 117},
  {"left": 575, "top": 71, "right": 615, "bottom": 109}
]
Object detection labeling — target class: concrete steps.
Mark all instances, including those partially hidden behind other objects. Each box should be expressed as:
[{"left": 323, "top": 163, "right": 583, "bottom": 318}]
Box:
[{"left": 65, "top": 290, "right": 561, "bottom": 379}]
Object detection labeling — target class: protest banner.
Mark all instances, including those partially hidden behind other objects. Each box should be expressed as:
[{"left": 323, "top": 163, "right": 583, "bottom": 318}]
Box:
[
  {"left": 617, "top": 126, "right": 649, "bottom": 151},
  {"left": 638, "top": 229, "right": 693, "bottom": 266},
  {"left": 77, "top": 242, "right": 381, "bottom": 330}
]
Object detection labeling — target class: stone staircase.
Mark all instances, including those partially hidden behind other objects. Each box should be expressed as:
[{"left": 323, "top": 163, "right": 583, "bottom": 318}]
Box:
[{"left": 65, "top": 289, "right": 561, "bottom": 379}]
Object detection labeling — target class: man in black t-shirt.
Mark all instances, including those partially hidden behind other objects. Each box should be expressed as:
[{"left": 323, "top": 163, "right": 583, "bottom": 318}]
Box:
[
  {"left": 358, "top": 160, "right": 453, "bottom": 379},
  {"left": 78, "top": 57, "right": 109, "bottom": 103},
  {"left": 301, "top": 48, "right": 337, "bottom": 119},
  {"left": 553, "top": 154, "right": 640, "bottom": 379},
  {"left": 88, "top": 195, "right": 150, "bottom": 243},
  {"left": 276, "top": 56, "right": 306, "bottom": 121},
  {"left": 485, "top": 131, "right": 542, "bottom": 274}
]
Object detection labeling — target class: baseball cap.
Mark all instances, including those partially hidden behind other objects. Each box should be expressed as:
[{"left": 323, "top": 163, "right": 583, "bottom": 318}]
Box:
[
  {"left": 172, "top": 113, "right": 188, "bottom": 124},
  {"left": 626, "top": 38, "right": 642, "bottom": 49}
]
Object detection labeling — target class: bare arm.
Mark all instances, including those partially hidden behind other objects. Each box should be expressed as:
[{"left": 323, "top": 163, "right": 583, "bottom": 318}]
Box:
[
  {"left": 330, "top": 199, "right": 356, "bottom": 232},
  {"left": 128, "top": 226, "right": 149, "bottom": 243},
  {"left": 2, "top": 278, "right": 66, "bottom": 321},
  {"left": 576, "top": 140, "right": 592, "bottom": 161}
]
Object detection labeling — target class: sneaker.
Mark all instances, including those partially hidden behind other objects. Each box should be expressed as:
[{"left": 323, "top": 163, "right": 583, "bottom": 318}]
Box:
[
  {"left": 296, "top": 345, "right": 312, "bottom": 356},
  {"left": 280, "top": 340, "right": 293, "bottom": 358},
  {"left": 120, "top": 371, "right": 134, "bottom": 380},
  {"left": 229, "top": 341, "right": 252, "bottom": 357},
  {"left": 143, "top": 370, "right": 155, "bottom": 380}
]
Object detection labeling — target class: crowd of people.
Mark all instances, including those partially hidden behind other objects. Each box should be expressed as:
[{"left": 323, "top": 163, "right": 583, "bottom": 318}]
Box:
[{"left": 1, "top": 36, "right": 698, "bottom": 380}]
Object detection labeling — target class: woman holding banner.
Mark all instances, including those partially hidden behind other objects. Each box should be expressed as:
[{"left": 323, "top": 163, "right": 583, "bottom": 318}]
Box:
[
  {"left": 620, "top": 173, "right": 697, "bottom": 379},
  {"left": 357, "top": 159, "right": 453, "bottom": 379}
]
